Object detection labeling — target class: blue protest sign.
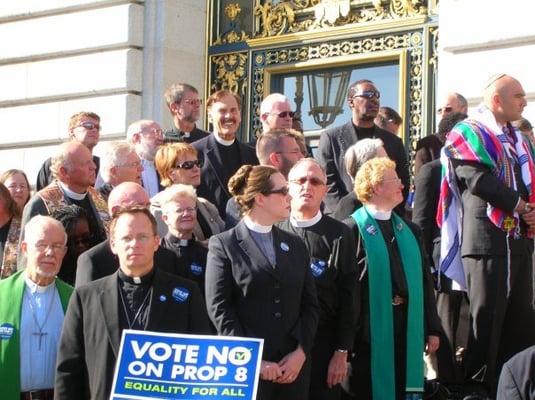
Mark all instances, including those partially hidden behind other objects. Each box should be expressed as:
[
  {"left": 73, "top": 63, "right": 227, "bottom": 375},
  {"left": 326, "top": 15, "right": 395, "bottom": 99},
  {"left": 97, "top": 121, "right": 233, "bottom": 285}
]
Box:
[{"left": 110, "top": 330, "right": 263, "bottom": 400}]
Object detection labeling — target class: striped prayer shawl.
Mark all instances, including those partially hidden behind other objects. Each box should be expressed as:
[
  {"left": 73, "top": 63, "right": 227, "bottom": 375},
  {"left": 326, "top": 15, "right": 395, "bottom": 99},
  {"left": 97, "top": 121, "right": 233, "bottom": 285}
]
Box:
[{"left": 436, "top": 105, "right": 535, "bottom": 289}]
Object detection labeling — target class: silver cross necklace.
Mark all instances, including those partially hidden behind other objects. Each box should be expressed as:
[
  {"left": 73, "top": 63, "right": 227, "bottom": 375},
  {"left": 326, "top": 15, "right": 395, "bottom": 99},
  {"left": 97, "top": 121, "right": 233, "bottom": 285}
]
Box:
[{"left": 25, "top": 287, "right": 55, "bottom": 351}]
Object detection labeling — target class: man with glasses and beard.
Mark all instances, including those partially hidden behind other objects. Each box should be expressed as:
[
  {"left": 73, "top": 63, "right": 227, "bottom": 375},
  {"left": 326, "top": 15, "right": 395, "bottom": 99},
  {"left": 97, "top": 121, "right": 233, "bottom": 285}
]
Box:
[
  {"left": 126, "top": 119, "right": 165, "bottom": 198},
  {"left": 317, "top": 79, "right": 409, "bottom": 214},
  {"left": 278, "top": 158, "right": 358, "bottom": 400},
  {"left": 163, "top": 83, "right": 210, "bottom": 144},
  {"left": 36, "top": 112, "right": 102, "bottom": 190},
  {"left": 193, "top": 90, "right": 258, "bottom": 219}
]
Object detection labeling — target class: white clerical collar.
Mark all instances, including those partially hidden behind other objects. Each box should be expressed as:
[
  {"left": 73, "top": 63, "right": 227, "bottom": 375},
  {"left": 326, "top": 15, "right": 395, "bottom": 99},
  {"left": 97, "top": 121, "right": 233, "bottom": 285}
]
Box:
[
  {"left": 364, "top": 204, "right": 392, "bottom": 220},
  {"left": 24, "top": 274, "right": 55, "bottom": 294},
  {"left": 58, "top": 181, "right": 87, "bottom": 201},
  {"left": 213, "top": 132, "right": 236, "bottom": 146},
  {"left": 290, "top": 211, "right": 322, "bottom": 228},
  {"left": 244, "top": 215, "right": 272, "bottom": 233}
]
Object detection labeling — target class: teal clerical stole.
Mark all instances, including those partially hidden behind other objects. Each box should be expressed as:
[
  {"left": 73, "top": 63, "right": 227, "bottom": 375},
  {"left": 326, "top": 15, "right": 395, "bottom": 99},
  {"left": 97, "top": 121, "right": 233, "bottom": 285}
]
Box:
[{"left": 352, "top": 206, "right": 424, "bottom": 400}]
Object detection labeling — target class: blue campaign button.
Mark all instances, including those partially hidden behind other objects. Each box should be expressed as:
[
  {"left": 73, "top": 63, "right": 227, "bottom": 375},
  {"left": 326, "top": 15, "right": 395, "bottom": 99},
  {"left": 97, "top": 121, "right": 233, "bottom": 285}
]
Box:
[
  {"left": 0, "top": 323, "right": 15, "bottom": 340},
  {"left": 172, "top": 287, "right": 190, "bottom": 303},
  {"left": 280, "top": 242, "right": 290, "bottom": 252},
  {"left": 190, "top": 262, "right": 203, "bottom": 276},
  {"left": 310, "top": 259, "right": 327, "bottom": 278}
]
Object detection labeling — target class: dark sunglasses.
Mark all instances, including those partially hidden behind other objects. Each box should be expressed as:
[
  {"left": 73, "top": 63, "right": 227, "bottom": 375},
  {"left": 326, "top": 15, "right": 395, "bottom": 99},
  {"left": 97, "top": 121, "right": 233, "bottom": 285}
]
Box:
[
  {"left": 290, "top": 176, "right": 326, "bottom": 186},
  {"left": 265, "top": 186, "right": 289, "bottom": 196},
  {"left": 269, "top": 111, "right": 296, "bottom": 118},
  {"left": 174, "top": 159, "right": 203, "bottom": 170},
  {"left": 353, "top": 90, "right": 380, "bottom": 100},
  {"left": 437, "top": 106, "right": 453, "bottom": 114},
  {"left": 76, "top": 121, "right": 101, "bottom": 131}
]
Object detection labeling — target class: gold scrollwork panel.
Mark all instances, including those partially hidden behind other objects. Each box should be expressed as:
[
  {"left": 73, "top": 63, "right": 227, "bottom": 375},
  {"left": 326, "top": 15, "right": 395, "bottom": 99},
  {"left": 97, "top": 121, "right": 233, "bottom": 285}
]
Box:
[
  {"left": 252, "top": 0, "right": 430, "bottom": 40},
  {"left": 210, "top": 52, "right": 249, "bottom": 96}
]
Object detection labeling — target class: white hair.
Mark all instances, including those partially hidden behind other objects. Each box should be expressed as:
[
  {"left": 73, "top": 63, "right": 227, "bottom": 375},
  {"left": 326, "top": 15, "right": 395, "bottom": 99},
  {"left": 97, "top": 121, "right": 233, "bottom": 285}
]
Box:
[
  {"left": 260, "top": 93, "right": 291, "bottom": 116},
  {"left": 159, "top": 184, "right": 197, "bottom": 212},
  {"left": 344, "top": 138, "right": 384, "bottom": 181},
  {"left": 100, "top": 141, "right": 136, "bottom": 182},
  {"left": 24, "top": 215, "right": 67, "bottom": 245}
]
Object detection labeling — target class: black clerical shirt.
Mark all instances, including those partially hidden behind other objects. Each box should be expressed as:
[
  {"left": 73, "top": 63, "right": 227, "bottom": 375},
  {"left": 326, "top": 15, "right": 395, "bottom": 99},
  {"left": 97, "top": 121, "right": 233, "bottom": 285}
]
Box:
[
  {"left": 278, "top": 215, "right": 358, "bottom": 351},
  {"left": 376, "top": 219, "right": 408, "bottom": 298},
  {"left": 160, "top": 234, "right": 207, "bottom": 297},
  {"left": 117, "top": 268, "right": 154, "bottom": 330}
]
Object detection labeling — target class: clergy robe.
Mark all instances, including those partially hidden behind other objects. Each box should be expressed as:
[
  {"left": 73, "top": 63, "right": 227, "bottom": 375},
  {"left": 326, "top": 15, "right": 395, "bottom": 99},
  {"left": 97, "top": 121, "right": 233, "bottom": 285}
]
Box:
[
  {"left": 0, "top": 271, "right": 73, "bottom": 399},
  {"left": 279, "top": 214, "right": 359, "bottom": 399},
  {"left": 344, "top": 216, "right": 441, "bottom": 399}
]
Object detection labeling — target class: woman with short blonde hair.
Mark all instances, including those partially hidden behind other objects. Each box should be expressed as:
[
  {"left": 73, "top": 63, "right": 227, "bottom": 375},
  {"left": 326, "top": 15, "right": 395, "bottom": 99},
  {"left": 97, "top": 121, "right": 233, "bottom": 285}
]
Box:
[{"left": 344, "top": 157, "right": 441, "bottom": 399}]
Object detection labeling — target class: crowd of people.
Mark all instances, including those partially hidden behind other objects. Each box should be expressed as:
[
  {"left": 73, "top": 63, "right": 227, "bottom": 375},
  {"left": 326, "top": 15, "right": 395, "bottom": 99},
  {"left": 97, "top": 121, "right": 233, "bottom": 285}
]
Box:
[{"left": 0, "top": 75, "right": 534, "bottom": 400}]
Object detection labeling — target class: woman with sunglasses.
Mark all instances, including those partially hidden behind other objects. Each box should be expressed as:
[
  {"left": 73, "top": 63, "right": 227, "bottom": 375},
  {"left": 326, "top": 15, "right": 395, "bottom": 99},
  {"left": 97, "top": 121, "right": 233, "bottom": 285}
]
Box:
[
  {"left": 152, "top": 143, "right": 224, "bottom": 245},
  {"left": 206, "top": 164, "right": 319, "bottom": 400}
]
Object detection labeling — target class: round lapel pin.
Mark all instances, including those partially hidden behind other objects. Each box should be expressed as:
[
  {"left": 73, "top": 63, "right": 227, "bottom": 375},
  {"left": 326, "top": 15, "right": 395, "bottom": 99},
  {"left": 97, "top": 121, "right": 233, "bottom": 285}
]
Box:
[{"left": 280, "top": 242, "right": 290, "bottom": 252}]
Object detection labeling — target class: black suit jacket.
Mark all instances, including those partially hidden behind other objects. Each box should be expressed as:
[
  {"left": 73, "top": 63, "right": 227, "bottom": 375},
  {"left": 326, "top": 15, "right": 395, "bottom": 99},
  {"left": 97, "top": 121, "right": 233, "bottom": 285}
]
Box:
[
  {"left": 331, "top": 191, "right": 362, "bottom": 221},
  {"left": 205, "top": 221, "right": 319, "bottom": 360},
  {"left": 75, "top": 239, "right": 185, "bottom": 287},
  {"left": 497, "top": 345, "right": 535, "bottom": 400},
  {"left": 193, "top": 135, "right": 258, "bottom": 218},
  {"left": 55, "top": 269, "right": 210, "bottom": 400},
  {"left": 412, "top": 159, "right": 442, "bottom": 267},
  {"left": 316, "top": 121, "right": 409, "bottom": 213},
  {"left": 452, "top": 159, "right": 526, "bottom": 256}
]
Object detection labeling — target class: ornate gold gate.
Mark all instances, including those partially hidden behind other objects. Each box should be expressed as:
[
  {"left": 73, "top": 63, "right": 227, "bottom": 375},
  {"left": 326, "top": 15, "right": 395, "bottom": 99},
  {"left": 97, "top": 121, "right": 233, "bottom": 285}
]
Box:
[{"left": 206, "top": 0, "right": 439, "bottom": 159}]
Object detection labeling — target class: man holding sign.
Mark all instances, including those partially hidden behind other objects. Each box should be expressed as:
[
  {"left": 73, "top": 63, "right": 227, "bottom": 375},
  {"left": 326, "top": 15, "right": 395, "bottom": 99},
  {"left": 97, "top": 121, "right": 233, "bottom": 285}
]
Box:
[{"left": 55, "top": 207, "right": 210, "bottom": 399}]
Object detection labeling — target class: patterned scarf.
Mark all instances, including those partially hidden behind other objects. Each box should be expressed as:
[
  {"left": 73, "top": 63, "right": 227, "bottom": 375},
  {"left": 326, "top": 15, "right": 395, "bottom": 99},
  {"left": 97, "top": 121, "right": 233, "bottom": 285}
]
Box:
[
  {"left": 437, "top": 105, "right": 535, "bottom": 288},
  {"left": 0, "top": 218, "right": 21, "bottom": 279},
  {"left": 39, "top": 181, "right": 110, "bottom": 235}
]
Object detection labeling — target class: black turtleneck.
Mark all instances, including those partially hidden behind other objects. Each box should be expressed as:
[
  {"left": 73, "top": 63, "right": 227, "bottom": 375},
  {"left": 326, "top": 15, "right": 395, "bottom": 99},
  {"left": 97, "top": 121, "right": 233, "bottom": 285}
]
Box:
[
  {"left": 117, "top": 268, "right": 155, "bottom": 330},
  {"left": 353, "top": 124, "right": 377, "bottom": 140}
]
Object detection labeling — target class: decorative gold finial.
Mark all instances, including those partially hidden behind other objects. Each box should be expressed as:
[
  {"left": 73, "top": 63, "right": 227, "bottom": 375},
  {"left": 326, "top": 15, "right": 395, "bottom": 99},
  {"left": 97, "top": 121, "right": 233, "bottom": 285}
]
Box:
[{"left": 225, "top": 3, "right": 242, "bottom": 21}]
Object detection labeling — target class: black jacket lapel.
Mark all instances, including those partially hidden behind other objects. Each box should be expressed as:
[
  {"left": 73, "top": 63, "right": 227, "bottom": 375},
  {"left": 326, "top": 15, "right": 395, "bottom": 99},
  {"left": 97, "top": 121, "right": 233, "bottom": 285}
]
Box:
[
  {"left": 99, "top": 273, "right": 121, "bottom": 357},
  {"left": 205, "top": 135, "right": 231, "bottom": 197}
]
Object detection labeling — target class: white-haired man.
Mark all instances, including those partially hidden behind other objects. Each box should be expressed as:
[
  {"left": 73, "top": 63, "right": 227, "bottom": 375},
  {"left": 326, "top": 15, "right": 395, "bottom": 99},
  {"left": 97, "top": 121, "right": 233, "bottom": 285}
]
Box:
[
  {"left": 98, "top": 141, "right": 143, "bottom": 200},
  {"left": 0, "top": 216, "right": 73, "bottom": 399},
  {"left": 127, "top": 119, "right": 164, "bottom": 197},
  {"left": 260, "top": 93, "right": 295, "bottom": 132}
]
